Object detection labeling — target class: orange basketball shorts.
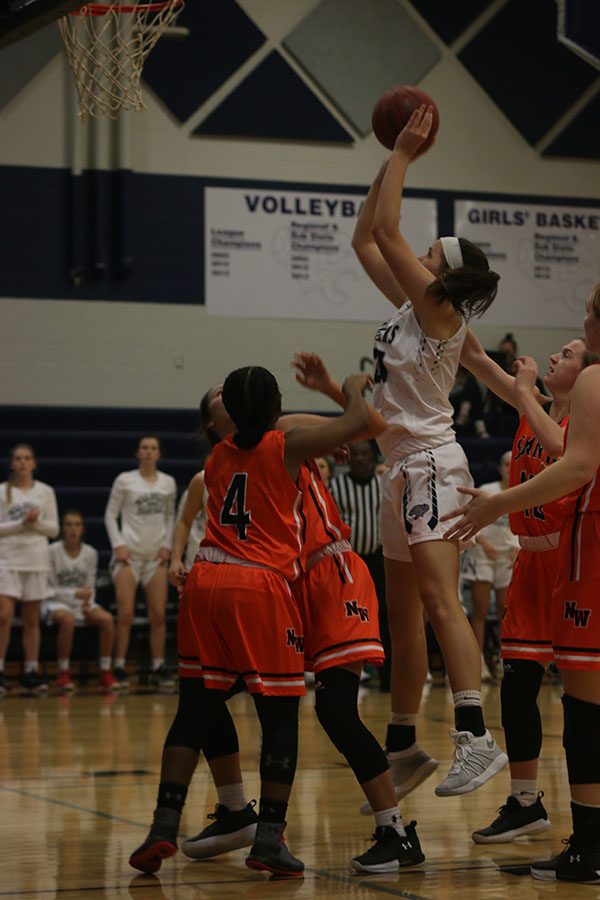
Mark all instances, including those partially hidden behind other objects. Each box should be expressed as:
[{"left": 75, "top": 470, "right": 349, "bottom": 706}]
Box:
[
  {"left": 178, "top": 561, "right": 306, "bottom": 696},
  {"left": 501, "top": 547, "right": 560, "bottom": 665},
  {"left": 552, "top": 512, "right": 600, "bottom": 671},
  {"left": 292, "top": 549, "right": 384, "bottom": 673}
]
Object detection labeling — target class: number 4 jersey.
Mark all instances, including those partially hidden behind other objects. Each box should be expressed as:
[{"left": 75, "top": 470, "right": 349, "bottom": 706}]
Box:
[{"left": 202, "top": 430, "right": 305, "bottom": 581}]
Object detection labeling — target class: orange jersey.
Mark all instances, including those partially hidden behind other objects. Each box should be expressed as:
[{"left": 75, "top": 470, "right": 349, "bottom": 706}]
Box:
[
  {"left": 202, "top": 430, "right": 304, "bottom": 581},
  {"left": 297, "top": 458, "right": 351, "bottom": 560},
  {"left": 509, "top": 414, "right": 568, "bottom": 537}
]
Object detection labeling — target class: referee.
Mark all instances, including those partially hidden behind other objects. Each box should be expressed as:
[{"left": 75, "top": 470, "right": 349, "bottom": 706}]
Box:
[{"left": 329, "top": 440, "right": 390, "bottom": 691}]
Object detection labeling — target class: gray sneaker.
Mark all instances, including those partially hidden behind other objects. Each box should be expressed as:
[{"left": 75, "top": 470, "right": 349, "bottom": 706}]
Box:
[
  {"left": 360, "top": 747, "right": 439, "bottom": 815},
  {"left": 435, "top": 729, "right": 508, "bottom": 797}
]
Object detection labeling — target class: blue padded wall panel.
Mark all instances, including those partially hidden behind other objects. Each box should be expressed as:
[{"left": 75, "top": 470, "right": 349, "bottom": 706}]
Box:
[
  {"left": 407, "top": 0, "right": 493, "bottom": 45},
  {"left": 458, "top": 0, "right": 598, "bottom": 145},
  {"left": 193, "top": 51, "right": 353, "bottom": 143},
  {"left": 142, "top": 0, "right": 266, "bottom": 123},
  {"left": 0, "top": 167, "right": 204, "bottom": 303},
  {"left": 543, "top": 92, "right": 600, "bottom": 158}
]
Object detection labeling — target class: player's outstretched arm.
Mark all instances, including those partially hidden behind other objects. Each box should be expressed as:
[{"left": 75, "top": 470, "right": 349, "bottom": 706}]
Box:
[
  {"left": 513, "top": 357, "right": 565, "bottom": 458},
  {"left": 443, "top": 366, "right": 600, "bottom": 542},
  {"left": 351, "top": 162, "right": 407, "bottom": 308},
  {"left": 283, "top": 374, "right": 370, "bottom": 478},
  {"left": 290, "top": 351, "right": 388, "bottom": 438},
  {"left": 372, "top": 107, "right": 438, "bottom": 318}
]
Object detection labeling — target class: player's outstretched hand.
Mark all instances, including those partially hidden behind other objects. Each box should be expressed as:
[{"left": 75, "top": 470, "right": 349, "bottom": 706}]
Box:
[
  {"left": 292, "top": 352, "right": 335, "bottom": 394},
  {"left": 394, "top": 105, "right": 434, "bottom": 159},
  {"left": 441, "top": 486, "right": 498, "bottom": 542}
]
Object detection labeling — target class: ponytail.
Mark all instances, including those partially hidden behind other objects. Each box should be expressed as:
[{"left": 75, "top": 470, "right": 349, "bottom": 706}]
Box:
[
  {"left": 222, "top": 366, "right": 282, "bottom": 450},
  {"left": 427, "top": 237, "right": 499, "bottom": 319}
]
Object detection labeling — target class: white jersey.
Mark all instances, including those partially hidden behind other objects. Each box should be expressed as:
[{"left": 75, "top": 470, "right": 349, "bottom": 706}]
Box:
[
  {"left": 373, "top": 303, "right": 467, "bottom": 464},
  {"left": 49, "top": 541, "right": 98, "bottom": 607},
  {"left": 0, "top": 480, "right": 59, "bottom": 571},
  {"left": 474, "top": 481, "right": 520, "bottom": 553},
  {"left": 104, "top": 469, "right": 176, "bottom": 559},
  {"left": 176, "top": 488, "right": 207, "bottom": 571}
]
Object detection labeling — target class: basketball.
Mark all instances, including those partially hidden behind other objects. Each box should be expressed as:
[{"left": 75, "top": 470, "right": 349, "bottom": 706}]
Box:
[{"left": 371, "top": 85, "right": 439, "bottom": 154}]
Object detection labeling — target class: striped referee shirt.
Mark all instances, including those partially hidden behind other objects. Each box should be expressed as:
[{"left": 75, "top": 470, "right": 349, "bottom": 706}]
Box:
[{"left": 328, "top": 473, "right": 382, "bottom": 556}]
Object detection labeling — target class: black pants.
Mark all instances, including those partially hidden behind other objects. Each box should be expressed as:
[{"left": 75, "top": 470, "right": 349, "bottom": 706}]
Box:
[{"left": 360, "top": 549, "right": 390, "bottom": 692}]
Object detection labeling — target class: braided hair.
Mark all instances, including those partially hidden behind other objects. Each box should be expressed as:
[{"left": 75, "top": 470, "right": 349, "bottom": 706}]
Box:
[
  {"left": 427, "top": 237, "right": 500, "bottom": 319},
  {"left": 222, "top": 366, "right": 282, "bottom": 450}
]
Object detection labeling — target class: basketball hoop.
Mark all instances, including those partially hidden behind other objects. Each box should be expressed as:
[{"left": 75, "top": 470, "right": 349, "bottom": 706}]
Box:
[{"left": 59, "top": 1, "right": 185, "bottom": 119}]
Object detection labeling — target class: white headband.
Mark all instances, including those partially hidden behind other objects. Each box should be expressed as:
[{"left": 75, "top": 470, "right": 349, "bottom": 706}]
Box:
[{"left": 440, "top": 236, "right": 464, "bottom": 270}]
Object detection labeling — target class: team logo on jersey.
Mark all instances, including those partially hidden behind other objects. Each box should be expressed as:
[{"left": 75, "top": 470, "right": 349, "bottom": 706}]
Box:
[
  {"left": 135, "top": 493, "right": 165, "bottom": 515},
  {"left": 409, "top": 503, "right": 430, "bottom": 519},
  {"left": 286, "top": 628, "right": 304, "bottom": 653},
  {"left": 344, "top": 599, "right": 369, "bottom": 622},
  {"left": 564, "top": 600, "right": 591, "bottom": 628}
]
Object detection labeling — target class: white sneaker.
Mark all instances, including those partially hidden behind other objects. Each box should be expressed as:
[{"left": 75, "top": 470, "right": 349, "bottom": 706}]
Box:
[
  {"left": 435, "top": 730, "right": 508, "bottom": 797},
  {"left": 360, "top": 747, "right": 439, "bottom": 814}
]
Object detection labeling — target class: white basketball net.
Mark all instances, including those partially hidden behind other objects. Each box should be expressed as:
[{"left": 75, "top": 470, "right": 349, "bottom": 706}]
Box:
[{"left": 59, "top": 1, "right": 185, "bottom": 119}]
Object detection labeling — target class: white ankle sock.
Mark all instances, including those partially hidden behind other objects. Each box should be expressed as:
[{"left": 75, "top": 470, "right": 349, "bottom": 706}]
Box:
[
  {"left": 58, "top": 659, "right": 70, "bottom": 672},
  {"left": 217, "top": 783, "right": 247, "bottom": 812},
  {"left": 114, "top": 658, "right": 125, "bottom": 670},
  {"left": 374, "top": 806, "right": 405, "bottom": 836},
  {"left": 24, "top": 661, "right": 38, "bottom": 674},
  {"left": 511, "top": 779, "right": 538, "bottom": 806},
  {"left": 152, "top": 658, "right": 165, "bottom": 671},
  {"left": 99, "top": 657, "right": 111, "bottom": 671},
  {"left": 390, "top": 712, "right": 417, "bottom": 726}
]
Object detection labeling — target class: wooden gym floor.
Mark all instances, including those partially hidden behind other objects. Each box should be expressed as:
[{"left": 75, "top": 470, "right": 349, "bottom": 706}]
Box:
[{"left": 0, "top": 677, "right": 587, "bottom": 899}]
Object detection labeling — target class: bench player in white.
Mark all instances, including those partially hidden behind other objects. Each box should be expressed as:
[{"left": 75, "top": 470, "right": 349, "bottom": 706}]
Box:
[
  {"left": 105, "top": 435, "right": 176, "bottom": 689},
  {"left": 0, "top": 444, "right": 58, "bottom": 696},
  {"left": 44, "top": 510, "right": 117, "bottom": 692}
]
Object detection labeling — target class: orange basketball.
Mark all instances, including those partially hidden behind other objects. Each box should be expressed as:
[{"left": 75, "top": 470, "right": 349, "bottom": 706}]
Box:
[{"left": 371, "top": 85, "right": 439, "bottom": 154}]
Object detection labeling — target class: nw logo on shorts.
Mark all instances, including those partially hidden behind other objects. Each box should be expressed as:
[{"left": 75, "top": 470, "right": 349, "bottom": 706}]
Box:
[
  {"left": 409, "top": 503, "right": 429, "bottom": 519},
  {"left": 286, "top": 628, "right": 304, "bottom": 653},
  {"left": 564, "top": 600, "right": 591, "bottom": 628},
  {"left": 345, "top": 599, "right": 369, "bottom": 622}
]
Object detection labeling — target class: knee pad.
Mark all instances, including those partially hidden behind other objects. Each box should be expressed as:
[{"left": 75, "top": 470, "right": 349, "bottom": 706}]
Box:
[
  {"left": 500, "top": 659, "right": 544, "bottom": 761},
  {"left": 563, "top": 693, "right": 600, "bottom": 784},
  {"left": 253, "top": 695, "right": 299, "bottom": 786},
  {"left": 315, "top": 667, "right": 388, "bottom": 785}
]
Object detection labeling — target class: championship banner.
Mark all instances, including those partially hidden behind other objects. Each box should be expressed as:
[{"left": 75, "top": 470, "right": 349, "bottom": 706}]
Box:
[
  {"left": 205, "top": 186, "right": 437, "bottom": 321},
  {"left": 455, "top": 200, "right": 600, "bottom": 328}
]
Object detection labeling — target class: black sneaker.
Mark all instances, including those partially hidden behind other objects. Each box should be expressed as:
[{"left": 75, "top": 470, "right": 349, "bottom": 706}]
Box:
[
  {"left": 472, "top": 793, "right": 551, "bottom": 843},
  {"left": 113, "top": 667, "right": 130, "bottom": 689},
  {"left": 129, "top": 810, "right": 179, "bottom": 874},
  {"left": 245, "top": 820, "right": 304, "bottom": 877},
  {"left": 20, "top": 671, "right": 49, "bottom": 695},
  {"left": 351, "top": 820, "right": 425, "bottom": 874},
  {"left": 531, "top": 835, "right": 600, "bottom": 883},
  {"left": 182, "top": 801, "right": 258, "bottom": 859},
  {"left": 150, "top": 664, "right": 176, "bottom": 691}
]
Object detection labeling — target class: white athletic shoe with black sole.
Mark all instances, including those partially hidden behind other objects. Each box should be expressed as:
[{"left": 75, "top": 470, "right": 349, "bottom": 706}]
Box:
[
  {"left": 181, "top": 802, "right": 258, "bottom": 860},
  {"left": 360, "top": 747, "right": 438, "bottom": 815},
  {"left": 472, "top": 793, "right": 551, "bottom": 843},
  {"left": 435, "top": 729, "right": 508, "bottom": 797}
]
